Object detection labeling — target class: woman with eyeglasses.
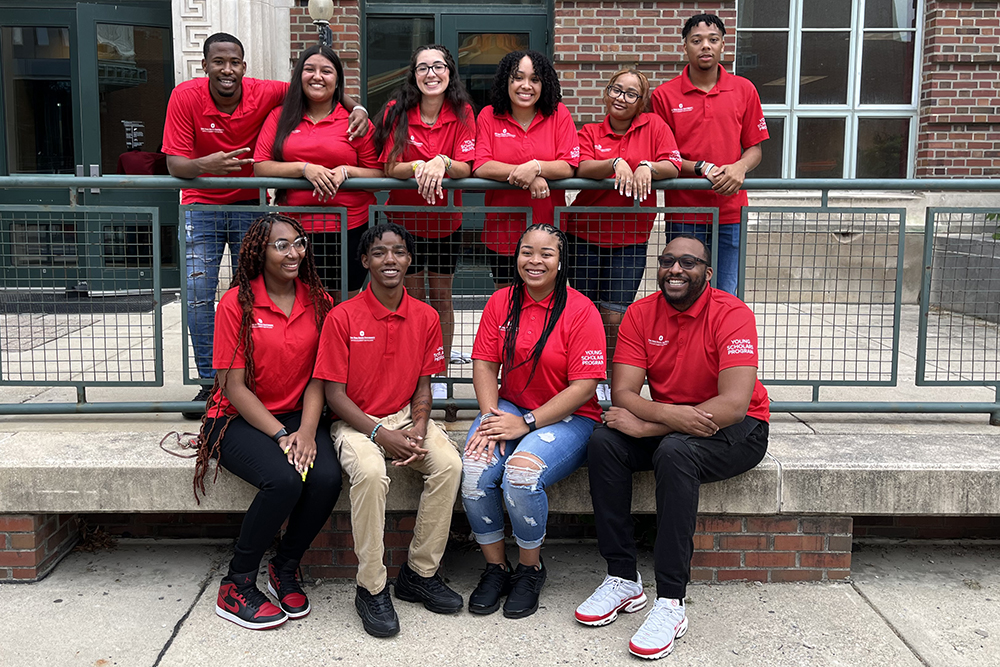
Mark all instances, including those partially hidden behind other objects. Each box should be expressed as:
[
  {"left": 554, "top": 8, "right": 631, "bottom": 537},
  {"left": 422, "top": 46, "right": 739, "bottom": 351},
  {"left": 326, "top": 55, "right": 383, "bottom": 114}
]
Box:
[
  {"left": 565, "top": 68, "right": 681, "bottom": 399},
  {"left": 255, "top": 45, "right": 383, "bottom": 299},
  {"left": 373, "top": 44, "right": 476, "bottom": 377},
  {"left": 193, "top": 214, "right": 342, "bottom": 631},
  {"left": 473, "top": 50, "right": 579, "bottom": 288}
]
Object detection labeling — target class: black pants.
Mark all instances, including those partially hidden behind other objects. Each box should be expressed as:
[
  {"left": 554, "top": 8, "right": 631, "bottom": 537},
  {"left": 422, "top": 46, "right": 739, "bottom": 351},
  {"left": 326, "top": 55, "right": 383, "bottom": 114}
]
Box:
[
  {"left": 206, "top": 411, "right": 343, "bottom": 574},
  {"left": 588, "top": 416, "right": 768, "bottom": 599}
]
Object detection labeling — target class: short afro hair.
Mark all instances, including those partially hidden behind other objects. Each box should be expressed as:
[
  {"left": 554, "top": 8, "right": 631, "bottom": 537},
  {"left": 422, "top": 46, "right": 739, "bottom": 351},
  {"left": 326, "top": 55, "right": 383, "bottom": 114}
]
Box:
[{"left": 490, "top": 50, "right": 562, "bottom": 117}]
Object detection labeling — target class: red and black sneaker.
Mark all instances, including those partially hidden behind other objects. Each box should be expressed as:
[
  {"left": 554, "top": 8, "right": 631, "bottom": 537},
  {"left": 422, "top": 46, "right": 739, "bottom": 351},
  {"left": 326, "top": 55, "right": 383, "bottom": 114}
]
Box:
[
  {"left": 216, "top": 572, "right": 287, "bottom": 630},
  {"left": 267, "top": 558, "right": 311, "bottom": 619}
]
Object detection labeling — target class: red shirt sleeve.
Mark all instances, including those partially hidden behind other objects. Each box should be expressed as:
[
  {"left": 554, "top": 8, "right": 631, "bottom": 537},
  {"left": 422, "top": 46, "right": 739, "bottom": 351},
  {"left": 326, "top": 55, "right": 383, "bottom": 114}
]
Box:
[
  {"left": 454, "top": 104, "right": 477, "bottom": 163},
  {"left": 471, "top": 289, "right": 506, "bottom": 363},
  {"left": 312, "top": 308, "right": 350, "bottom": 383},
  {"left": 421, "top": 312, "right": 447, "bottom": 376},
  {"left": 740, "top": 84, "right": 769, "bottom": 149},
  {"left": 253, "top": 108, "right": 281, "bottom": 163},
  {"left": 577, "top": 124, "right": 599, "bottom": 161},
  {"left": 612, "top": 303, "right": 648, "bottom": 369},
  {"left": 473, "top": 107, "right": 496, "bottom": 172},
  {"left": 161, "top": 87, "right": 196, "bottom": 158},
  {"left": 651, "top": 86, "right": 670, "bottom": 128},
  {"left": 715, "top": 304, "right": 760, "bottom": 371},
  {"left": 212, "top": 290, "right": 245, "bottom": 370},
  {"left": 565, "top": 300, "right": 607, "bottom": 381},
  {"left": 354, "top": 121, "right": 381, "bottom": 169},
  {"left": 651, "top": 117, "right": 683, "bottom": 171},
  {"left": 377, "top": 108, "right": 398, "bottom": 165},
  {"left": 554, "top": 104, "right": 581, "bottom": 166}
]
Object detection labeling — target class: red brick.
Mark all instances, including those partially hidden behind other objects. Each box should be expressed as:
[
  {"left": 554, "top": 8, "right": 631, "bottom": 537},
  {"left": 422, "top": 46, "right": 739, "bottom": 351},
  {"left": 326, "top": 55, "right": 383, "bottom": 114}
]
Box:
[
  {"left": 384, "top": 531, "right": 413, "bottom": 548},
  {"left": 306, "top": 566, "right": 358, "bottom": 579},
  {"left": 9, "top": 533, "right": 41, "bottom": 550},
  {"left": 801, "top": 552, "right": 852, "bottom": 569},
  {"left": 0, "top": 550, "right": 42, "bottom": 567},
  {"left": 11, "top": 568, "right": 40, "bottom": 580},
  {"left": 300, "top": 550, "right": 333, "bottom": 566},
  {"left": 747, "top": 517, "right": 800, "bottom": 533},
  {"left": 690, "top": 568, "right": 714, "bottom": 581},
  {"left": 0, "top": 516, "right": 39, "bottom": 532},
  {"left": 692, "top": 534, "right": 715, "bottom": 550},
  {"left": 770, "top": 569, "right": 824, "bottom": 582},
  {"left": 393, "top": 515, "right": 416, "bottom": 532},
  {"left": 389, "top": 549, "right": 410, "bottom": 566},
  {"left": 720, "top": 535, "right": 768, "bottom": 551},
  {"left": 801, "top": 518, "right": 852, "bottom": 534},
  {"left": 335, "top": 549, "right": 359, "bottom": 565},
  {"left": 827, "top": 570, "right": 851, "bottom": 580},
  {"left": 718, "top": 570, "right": 767, "bottom": 582},
  {"left": 745, "top": 552, "right": 797, "bottom": 568},
  {"left": 774, "top": 535, "right": 824, "bottom": 552},
  {"left": 691, "top": 552, "right": 741, "bottom": 568},
  {"left": 696, "top": 516, "right": 743, "bottom": 533},
  {"left": 827, "top": 536, "right": 853, "bottom": 552}
]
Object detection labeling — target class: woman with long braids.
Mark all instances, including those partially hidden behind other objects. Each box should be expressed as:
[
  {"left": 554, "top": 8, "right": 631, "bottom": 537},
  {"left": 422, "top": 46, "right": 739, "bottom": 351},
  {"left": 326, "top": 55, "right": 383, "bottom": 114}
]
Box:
[
  {"left": 373, "top": 44, "right": 476, "bottom": 381},
  {"left": 193, "top": 213, "right": 342, "bottom": 631},
  {"left": 461, "top": 223, "right": 606, "bottom": 619},
  {"left": 473, "top": 50, "right": 579, "bottom": 288},
  {"left": 255, "top": 45, "right": 382, "bottom": 298}
]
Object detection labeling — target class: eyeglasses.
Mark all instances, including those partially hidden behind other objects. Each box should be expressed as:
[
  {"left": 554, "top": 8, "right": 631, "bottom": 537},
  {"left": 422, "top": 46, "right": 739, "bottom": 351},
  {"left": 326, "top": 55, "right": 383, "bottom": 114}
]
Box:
[
  {"left": 268, "top": 237, "right": 308, "bottom": 254},
  {"left": 415, "top": 63, "right": 448, "bottom": 76},
  {"left": 606, "top": 85, "right": 641, "bottom": 104},
  {"left": 658, "top": 254, "right": 708, "bottom": 270}
]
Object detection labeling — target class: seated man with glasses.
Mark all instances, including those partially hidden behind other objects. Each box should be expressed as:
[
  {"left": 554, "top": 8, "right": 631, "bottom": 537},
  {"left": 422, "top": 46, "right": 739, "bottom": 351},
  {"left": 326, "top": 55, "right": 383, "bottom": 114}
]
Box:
[{"left": 575, "top": 234, "right": 770, "bottom": 660}]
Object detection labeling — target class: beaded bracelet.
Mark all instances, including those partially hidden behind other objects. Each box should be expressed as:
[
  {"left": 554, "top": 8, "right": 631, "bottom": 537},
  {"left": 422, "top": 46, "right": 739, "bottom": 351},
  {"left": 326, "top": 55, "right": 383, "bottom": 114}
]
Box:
[{"left": 370, "top": 423, "right": 383, "bottom": 443}]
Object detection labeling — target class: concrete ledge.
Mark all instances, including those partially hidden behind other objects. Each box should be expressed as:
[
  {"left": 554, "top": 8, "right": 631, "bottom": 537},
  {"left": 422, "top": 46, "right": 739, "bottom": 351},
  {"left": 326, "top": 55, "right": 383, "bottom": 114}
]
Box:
[{"left": 2, "top": 430, "right": 995, "bottom": 516}]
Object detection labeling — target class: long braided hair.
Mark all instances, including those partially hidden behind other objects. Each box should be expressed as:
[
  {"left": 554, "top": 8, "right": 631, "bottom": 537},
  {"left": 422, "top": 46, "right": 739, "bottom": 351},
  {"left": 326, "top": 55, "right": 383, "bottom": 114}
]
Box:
[
  {"left": 193, "top": 213, "right": 332, "bottom": 502},
  {"left": 501, "top": 223, "right": 569, "bottom": 390}
]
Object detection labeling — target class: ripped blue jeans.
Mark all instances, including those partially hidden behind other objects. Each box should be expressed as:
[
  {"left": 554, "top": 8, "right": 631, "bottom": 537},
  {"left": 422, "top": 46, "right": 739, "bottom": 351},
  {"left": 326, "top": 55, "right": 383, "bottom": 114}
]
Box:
[{"left": 461, "top": 399, "right": 596, "bottom": 549}]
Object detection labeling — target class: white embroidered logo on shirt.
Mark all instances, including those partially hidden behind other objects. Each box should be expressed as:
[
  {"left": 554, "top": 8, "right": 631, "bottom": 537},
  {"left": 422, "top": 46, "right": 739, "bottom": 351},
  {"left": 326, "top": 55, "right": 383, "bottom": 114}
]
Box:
[
  {"left": 200, "top": 122, "right": 224, "bottom": 134},
  {"left": 671, "top": 103, "right": 693, "bottom": 114},
  {"left": 350, "top": 329, "right": 376, "bottom": 343},
  {"left": 434, "top": 346, "right": 445, "bottom": 363},
  {"left": 581, "top": 349, "right": 604, "bottom": 366},
  {"left": 669, "top": 150, "right": 682, "bottom": 162},
  {"left": 409, "top": 135, "right": 424, "bottom": 147},
  {"left": 648, "top": 335, "right": 669, "bottom": 347},
  {"left": 251, "top": 318, "right": 274, "bottom": 330},
  {"left": 594, "top": 144, "right": 614, "bottom": 153},
  {"left": 727, "top": 338, "right": 754, "bottom": 355},
  {"left": 460, "top": 139, "right": 476, "bottom": 153},
  {"left": 494, "top": 128, "right": 517, "bottom": 138},
  {"left": 757, "top": 117, "right": 768, "bottom": 132},
  {"left": 570, "top": 146, "right": 580, "bottom": 159}
]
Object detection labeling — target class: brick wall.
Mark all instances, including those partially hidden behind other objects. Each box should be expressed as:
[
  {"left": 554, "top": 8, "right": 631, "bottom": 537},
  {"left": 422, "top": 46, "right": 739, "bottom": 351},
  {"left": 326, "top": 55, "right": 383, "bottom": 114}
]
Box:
[
  {"left": 915, "top": 0, "right": 1000, "bottom": 176},
  {"left": 0, "top": 514, "right": 79, "bottom": 581},
  {"left": 554, "top": 1, "right": 732, "bottom": 125},
  {"left": 289, "top": 0, "right": 363, "bottom": 99}
]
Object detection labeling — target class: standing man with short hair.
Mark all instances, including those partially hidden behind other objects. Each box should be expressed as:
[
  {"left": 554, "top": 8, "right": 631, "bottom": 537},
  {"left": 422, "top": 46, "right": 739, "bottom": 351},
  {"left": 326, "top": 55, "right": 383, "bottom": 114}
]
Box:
[
  {"left": 652, "top": 14, "right": 768, "bottom": 296},
  {"left": 163, "top": 33, "right": 369, "bottom": 418},
  {"left": 576, "top": 235, "right": 770, "bottom": 660}
]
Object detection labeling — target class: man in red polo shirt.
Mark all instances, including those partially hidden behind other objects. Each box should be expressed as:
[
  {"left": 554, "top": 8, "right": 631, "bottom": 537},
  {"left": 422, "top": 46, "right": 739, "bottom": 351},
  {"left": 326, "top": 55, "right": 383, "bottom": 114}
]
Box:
[
  {"left": 314, "top": 223, "right": 462, "bottom": 638},
  {"left": 652, "top": 13, "right": 769, "bottom": 296},
  {"left": 164, "top": 32, "right": 369, "bottom": 416},
  {"left": 575, "top": 235, "right": 769, "bottom": 660}
]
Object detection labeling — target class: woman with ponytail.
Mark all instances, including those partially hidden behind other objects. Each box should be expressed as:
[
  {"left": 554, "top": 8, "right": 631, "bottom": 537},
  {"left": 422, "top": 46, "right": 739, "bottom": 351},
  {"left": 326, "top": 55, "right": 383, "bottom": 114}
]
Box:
[
  {"left": 461, "top": 223, "right": 606, "bottom": 619},
  {"left": 193, "top": 213, "right": 342, "bottom": 631}
]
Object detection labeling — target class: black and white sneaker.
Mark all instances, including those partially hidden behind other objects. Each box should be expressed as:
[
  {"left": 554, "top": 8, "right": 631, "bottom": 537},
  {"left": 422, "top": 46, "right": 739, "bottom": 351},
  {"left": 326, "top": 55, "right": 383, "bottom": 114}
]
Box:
[
  {"left": 267, "top": 557, "right": 310, "bottom": 619},
  {"left": 215, "top": 571, "right": 287, "bottom": 630}
]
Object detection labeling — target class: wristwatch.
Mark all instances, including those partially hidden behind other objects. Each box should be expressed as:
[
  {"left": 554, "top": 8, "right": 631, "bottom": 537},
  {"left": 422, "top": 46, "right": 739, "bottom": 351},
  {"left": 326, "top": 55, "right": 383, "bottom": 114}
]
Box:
[
  {"left": 523, "top": 412, "right": 537, "bottom": 432},
  {"left": 272, "top": 427, "right": 289, "bottom": 444},
  {"left": 694, "top": 160, "right": 706, "bottom": 176}
]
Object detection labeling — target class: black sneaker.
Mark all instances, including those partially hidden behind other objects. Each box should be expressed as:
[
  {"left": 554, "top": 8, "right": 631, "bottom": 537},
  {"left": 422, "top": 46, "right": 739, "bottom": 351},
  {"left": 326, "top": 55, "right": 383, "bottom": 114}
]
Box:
[
  {"left": 394, "top": 561, "right": 463, "bottom": 614},
  {"left": 267, "top": 557, "right": 310, "bottom": 619},
  {"left": 182, "top": 385, "right": 213, "bottom": 420},
  {"left": 216, "top": 571, "right": 287, "bottom": 630},
  {"left": 468, "top": 560, "right": 513, "bottom": 615},
  {"left": 355, "top": 585, "right": 400, "bottom": 637},
  {"left": 503, "top": 560, "right": 547, "bottom": 619}
]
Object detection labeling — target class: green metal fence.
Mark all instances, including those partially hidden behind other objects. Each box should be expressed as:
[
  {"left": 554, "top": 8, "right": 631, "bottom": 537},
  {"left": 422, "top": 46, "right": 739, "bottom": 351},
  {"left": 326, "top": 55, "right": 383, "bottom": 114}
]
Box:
[{"left": 0, "top": 175, "right": 998, "bottom": 422}]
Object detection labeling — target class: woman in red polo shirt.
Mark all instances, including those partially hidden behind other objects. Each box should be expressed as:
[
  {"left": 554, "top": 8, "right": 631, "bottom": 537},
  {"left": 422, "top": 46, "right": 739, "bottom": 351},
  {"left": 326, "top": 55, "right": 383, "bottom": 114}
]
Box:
[
  {"left": 373, "top": 44, "right": 476, "bottom": 376},
  {"left": 192, "top": 213, "right": 341, "bottom": 631},
  {"left": 255, "top": 45, "right": 383, "bottom": 298},
  {"left": 461, "top": 223, "right": 606, "bottom": 619},
  {"left": 566, "top": 68, "right": 682, "bottom": 399},
  {"left": 473, "top": 50, "right": 579, "bottom": 287}
]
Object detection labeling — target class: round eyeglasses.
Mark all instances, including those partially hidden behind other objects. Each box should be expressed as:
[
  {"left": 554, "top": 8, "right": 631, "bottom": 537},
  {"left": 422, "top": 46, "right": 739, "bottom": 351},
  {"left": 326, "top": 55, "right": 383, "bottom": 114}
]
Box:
[
  {"left": 606, "top": 85, "right": 641, "bottom": 104},
  {"left": 415, "top": 63, "right": 448, "bottom": 76},
  {"left": 268, "top": 237, "right": 308, "bottom": 255}
]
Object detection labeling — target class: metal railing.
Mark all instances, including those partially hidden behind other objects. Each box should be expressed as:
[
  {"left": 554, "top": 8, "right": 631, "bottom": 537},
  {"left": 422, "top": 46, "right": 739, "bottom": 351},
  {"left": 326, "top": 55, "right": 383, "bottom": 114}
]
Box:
[{"left": 1, "top": 175, "right": 998, "bottom": 422}]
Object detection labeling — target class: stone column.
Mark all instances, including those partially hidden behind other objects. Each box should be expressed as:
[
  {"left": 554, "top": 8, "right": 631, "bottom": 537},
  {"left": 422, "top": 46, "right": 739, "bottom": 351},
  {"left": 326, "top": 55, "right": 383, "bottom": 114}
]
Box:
[{"left": 172, "top": 0, "right": 294, "bottom": 84}]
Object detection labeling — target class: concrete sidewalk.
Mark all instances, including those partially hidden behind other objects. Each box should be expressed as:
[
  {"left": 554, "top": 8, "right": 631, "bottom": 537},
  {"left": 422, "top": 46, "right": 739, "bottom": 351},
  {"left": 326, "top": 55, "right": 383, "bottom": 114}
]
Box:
[{"left": 1, "top": 540, "right": 997, "bottom": 667}]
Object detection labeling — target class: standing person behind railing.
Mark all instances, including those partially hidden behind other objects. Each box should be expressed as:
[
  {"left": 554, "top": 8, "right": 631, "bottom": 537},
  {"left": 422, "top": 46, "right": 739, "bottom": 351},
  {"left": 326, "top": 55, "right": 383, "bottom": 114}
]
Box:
[
  {"left": 473, "top": 50, "right": 579, "bottom": 289},
  {"left": 651, "top": 13, "right": 768, "bottom": 296},
  {"left": 566, "top": 68, "right": 682, "bottom": 402},
  {"left": 163, "top": 33, "right": 369, "bottom": 419},
  {"left": 193, "top": 213, "right": 342, "bottom": 631},
  {"left": 373, "top": 44, "right": 476, "bottom": 394},
  {"left": 254, "top": 45, "right": 383, "bottom": 301}
]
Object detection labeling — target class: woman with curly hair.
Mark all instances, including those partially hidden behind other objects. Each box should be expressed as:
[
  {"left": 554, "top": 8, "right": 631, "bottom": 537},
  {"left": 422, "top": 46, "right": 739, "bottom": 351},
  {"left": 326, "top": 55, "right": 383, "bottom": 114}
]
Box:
[
  {"left": 461, "top": 223, "right": 606, "bottom": 619},
  {"left": 255, "top": 45, "right": 383, "bottom": 299},
  {"left": 373, "top": 44, "right": 476, "bottom": 379},
  {"left": 473, "top": 50, "right": 579, "bottom": 288},
  {"left": 193, "top": 213, "right": 342, "bottom": 631}
]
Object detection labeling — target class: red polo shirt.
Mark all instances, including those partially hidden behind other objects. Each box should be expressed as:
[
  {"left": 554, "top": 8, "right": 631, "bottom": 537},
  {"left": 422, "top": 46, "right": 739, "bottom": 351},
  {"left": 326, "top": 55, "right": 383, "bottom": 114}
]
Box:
[
  {"left": 255, "top": 104, "right": 379, "bottom": 232},
  {"left": 313, "top": 288, "right": 445, "bottom": 419},
  {"left": 379, "top": 101, "right": 476, "bottom": 238},
  {"left": 565, "top": 113, "right": 683, "bottom": 247},
  {"left": 651, "top": 65, "right": 768, "bottom": 225},
  {"left": 162, "top": 77, "right": 287, "bottom": 205},
  {"left": 614, "top": 286, "right": 769, "bottom": 422},
  {"left": 211, "top": 275, "right": 327, "bottom": 416},
  {"left": 472, "top": 286, "right": 605, "bottom": 422},
  {"left": 473, "top": 103, "right": 580, "bottom": 255}
]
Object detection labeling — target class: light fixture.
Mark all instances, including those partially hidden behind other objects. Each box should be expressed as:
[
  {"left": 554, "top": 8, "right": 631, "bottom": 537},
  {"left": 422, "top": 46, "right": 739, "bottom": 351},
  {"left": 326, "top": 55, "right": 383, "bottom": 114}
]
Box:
[{"left": 307, "top": 0, "right": 335, "bottom": 47}]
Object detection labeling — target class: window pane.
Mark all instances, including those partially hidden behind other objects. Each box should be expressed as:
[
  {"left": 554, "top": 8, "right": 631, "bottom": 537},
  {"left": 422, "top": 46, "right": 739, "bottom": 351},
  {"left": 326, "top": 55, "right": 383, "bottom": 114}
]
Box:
[
  {"left": 802, "top": 0, "right": 852, "bottom": 28},
  {"left": 856, "top": 118, "right": 909, "bottom": 178},
  {"left": 798, "top": 32, "right": 850, "bottom": 104},
  {"left": 736, "top": 32, "right": 788, "bottom": 105},
  {"left": 738, "top": 0, "right": 790, "bottom": 28},
  {"left": 796, "top": 117, "right": 845, "bottom": 178},
  {"left": 457, "top": 32, "right": 530, "bottom": 113},
  {"left": 366, "top": 17, "right": 435, "bottom": 116},
  {"left": 2, "top": 26, "right": 75, "bottom": 173},
  {"left": 860, "top": 32, "right": 914, "bottom": 105},
  {"left": 865, "top": 0, "right": 917, "bottom": 29},
  {"left": 755, "top": 117, "right": 784, "bottom": 178}
]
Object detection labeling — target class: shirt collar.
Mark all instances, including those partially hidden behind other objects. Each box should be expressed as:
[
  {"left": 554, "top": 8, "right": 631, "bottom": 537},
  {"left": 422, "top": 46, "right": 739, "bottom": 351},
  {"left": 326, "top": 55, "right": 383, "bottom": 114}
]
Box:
[
  {"left": 661, "top": 283, "right": 712, "bottom": 319},
  {"left": 599, "top": 112, "right": 651, "bottom": 137},
  {"left": 406, "top": 100, "right": 459, "bottom": 127},
  {"left": 522, "top": 285, "right": 556, "bottom": 310},
  {"left": 302, "top": 102, "right": 350, "bottom": 125},
  {"left": 679, "top": 64, "right": 735, "bottom": 95},
  {"left": 362, "top": 285, "right": 410, "bottom": 320},
  {"left": 200, "top": 77, "right": 248, "bottom": 118},
  {"left": 250, "top": 274, "right": 315, "bottom": 320}
]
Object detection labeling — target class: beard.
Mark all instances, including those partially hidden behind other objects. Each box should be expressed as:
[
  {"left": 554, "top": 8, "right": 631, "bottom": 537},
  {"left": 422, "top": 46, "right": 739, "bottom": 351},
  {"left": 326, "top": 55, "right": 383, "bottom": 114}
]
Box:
[{"left": 659, "top": 271, "right": 708, "bottom": 310}]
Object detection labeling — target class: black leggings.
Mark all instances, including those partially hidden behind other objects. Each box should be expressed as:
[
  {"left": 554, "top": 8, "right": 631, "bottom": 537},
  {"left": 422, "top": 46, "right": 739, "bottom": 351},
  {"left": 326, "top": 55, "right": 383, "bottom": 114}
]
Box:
[{"left": 205, "top": 411, "right": 342, "bottom": 574}]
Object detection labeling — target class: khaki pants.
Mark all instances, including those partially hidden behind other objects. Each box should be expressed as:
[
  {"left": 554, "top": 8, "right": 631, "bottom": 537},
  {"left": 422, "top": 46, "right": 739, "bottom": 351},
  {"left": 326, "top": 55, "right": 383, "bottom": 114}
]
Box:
[{"left": 332, "top": 406, "right": 462, "bottom": 594}]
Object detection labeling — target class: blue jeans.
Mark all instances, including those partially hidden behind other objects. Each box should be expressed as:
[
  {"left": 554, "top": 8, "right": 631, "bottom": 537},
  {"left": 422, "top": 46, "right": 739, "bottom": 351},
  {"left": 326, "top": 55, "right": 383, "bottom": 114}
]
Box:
[
  {"left": 461, "top": 399, "right": 596, "bottom": 549},
  {"left": 664, "top": 222, "right": 741, "bottom": 295},
  {"left": 567, "top": 235, "right": 647, "bottom": 313},
  {"left": 185, "top": 203, "right": 258, "bottom": 379}
]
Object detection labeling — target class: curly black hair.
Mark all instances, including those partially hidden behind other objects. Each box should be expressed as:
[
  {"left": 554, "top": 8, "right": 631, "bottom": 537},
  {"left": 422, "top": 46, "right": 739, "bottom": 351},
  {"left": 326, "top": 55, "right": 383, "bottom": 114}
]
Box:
[
  {"left": 682, "top": 13, "right": 727, "bottom": 39},
  {"left": 490, "top": 50, "right": 562, "bottom": 117},
  {"left": 356, "top": 222, "right": 416, "bottom": 262}
]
